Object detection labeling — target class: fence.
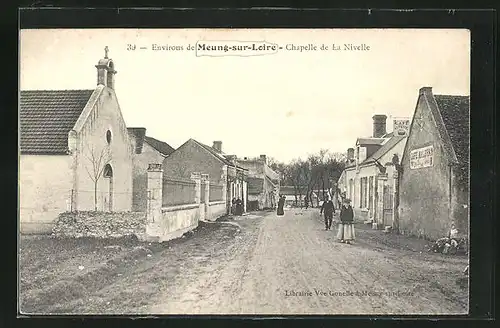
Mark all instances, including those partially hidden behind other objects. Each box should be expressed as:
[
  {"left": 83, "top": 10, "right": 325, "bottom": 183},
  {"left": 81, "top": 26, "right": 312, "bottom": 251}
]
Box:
[
  {"left": 209, "top": 183, "right": 224, "bottom": 202},
  {"left": 162, "top": 176, "right": 197, "bottom": 207}
]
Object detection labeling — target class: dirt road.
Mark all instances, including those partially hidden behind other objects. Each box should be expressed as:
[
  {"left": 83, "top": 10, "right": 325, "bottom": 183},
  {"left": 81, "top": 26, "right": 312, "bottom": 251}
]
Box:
[
  {"left": 150, "top": 208, "right": 468, "bottom": 315},
  {"left": 20, "top": 208, "right": 468, "bottom": 315}
]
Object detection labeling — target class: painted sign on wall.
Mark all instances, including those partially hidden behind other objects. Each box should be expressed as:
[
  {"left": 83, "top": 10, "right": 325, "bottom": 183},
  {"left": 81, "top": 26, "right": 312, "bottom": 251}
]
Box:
[
  {"left": 409, "top": 145, "right": 434, "bottom": 169},
  {"left": 393, "top": 119, "right": 411, "bottom": 136}
]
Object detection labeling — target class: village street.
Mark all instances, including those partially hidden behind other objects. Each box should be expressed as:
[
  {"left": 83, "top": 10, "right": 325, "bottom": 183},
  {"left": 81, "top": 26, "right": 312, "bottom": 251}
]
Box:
[
  {"left": 149, "top": 209, "right": 468, "bottom": 315},
  {"left": 19, "top": 208, "right": 468, "bottom": 315}
]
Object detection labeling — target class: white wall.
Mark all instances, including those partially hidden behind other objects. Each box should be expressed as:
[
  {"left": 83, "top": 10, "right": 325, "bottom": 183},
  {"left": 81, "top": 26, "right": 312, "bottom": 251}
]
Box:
[
  {"left": 146, "top": 204, "right": 200, "bottom": 242},
  {"left": 207, "top": 201, "right": 226, "bottom": 221},
  {"left": 19, "top": 154, "right": 73, "bottom": 233},
  {"left": 74, "top": 87, "right": 133, "bottom": 212}
]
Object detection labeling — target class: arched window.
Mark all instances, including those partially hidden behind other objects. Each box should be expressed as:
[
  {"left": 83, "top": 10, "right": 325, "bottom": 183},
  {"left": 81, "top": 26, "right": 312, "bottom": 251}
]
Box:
[
  {"left": 103, "top": 164, "right": 113, "bottom": 178},
  {"left": 106, "top": 130, "right": 112, "bottom": 144}
]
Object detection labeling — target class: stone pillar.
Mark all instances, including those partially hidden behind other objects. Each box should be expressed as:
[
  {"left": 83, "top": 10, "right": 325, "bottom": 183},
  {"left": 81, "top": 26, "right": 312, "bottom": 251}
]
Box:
[
  {"left": 202, "top": 174, "right": 210, "bottom": 221},
  {"left": 191, "top": 172, "right": 202, "bottom": 204},
  {"left": 376, "top": 173, "right": 388, "bottom": 227},
  {"left": 145, "top": 163, "right": 163, "bottom": 241}
]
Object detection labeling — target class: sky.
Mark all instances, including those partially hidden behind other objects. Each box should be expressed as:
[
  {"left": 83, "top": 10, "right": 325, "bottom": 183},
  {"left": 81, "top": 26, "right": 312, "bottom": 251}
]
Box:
[{"left": 20, "top": 29, "right": 470, "bottom": 163}]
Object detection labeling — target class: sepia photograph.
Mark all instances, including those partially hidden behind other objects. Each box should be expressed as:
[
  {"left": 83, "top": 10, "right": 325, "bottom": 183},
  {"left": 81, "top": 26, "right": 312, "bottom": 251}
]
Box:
[{"left": 18, "top": 28, "right": 470, "bottom": 315}]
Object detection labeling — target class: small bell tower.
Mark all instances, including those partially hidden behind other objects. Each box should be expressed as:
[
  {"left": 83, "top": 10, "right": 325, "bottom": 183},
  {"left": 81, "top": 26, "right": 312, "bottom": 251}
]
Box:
[{"left": 95, "top": 46, "right": 117, "bottom": 89}]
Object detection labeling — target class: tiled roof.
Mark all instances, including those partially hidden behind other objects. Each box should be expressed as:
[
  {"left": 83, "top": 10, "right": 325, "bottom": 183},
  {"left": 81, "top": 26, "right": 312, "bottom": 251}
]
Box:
[
  {"left": 247, "top": 177, "right": 264, "bottom": 194},
  {"left": 356, "top": 138, "right": 386, "bottom": 145},
  {"left": 20, "top": 89, "right": 94, "bottom": 154},
  {"left": 364, "top": 136, "right": 406, "bottom": 164},
  {"left": 193, "top": 139, "right": 233, "bottom": 166},
  {"left": 144, "top": 136, "right": 175, "bottom": 156},
  {"left": 189, "top": 139, "right": 248, "bottom": 171},
  {"left": 434, "top": 95, "right": 470, "bottom": 167}
]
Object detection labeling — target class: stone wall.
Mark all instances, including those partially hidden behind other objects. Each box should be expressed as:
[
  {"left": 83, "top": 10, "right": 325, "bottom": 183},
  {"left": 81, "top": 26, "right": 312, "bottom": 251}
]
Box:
[
  {"left": 146, "top": 204, "right": 201, "bottom": 242},
  {"left": 206, "top": 201, "right": 226, "bottom": 221},
  {"left": 51, "top": 211, "right": 146, "bottom": 239}
]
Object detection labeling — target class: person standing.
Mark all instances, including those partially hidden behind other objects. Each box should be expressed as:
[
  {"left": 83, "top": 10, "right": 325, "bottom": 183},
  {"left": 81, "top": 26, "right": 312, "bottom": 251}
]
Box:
[
  {"left": 338, "top": 198, "right": 355, "bottom": 244},
  {"left": 277, "top": 195, "right": 285, "bottom": 216},
  {"left": 320, "top": 197, "right": 335, "bottom": 230},
  {"left": 236, "top": 198, "right": 242, "bottom": 216},
  {"left": 231, "top": 198, "right": 237, "bottom": 215}
]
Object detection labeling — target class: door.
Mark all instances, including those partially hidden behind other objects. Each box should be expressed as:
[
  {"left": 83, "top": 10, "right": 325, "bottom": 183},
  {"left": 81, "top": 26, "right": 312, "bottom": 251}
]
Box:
[{"left": 382, "top": 184, "right": 393, "bottom": 227}]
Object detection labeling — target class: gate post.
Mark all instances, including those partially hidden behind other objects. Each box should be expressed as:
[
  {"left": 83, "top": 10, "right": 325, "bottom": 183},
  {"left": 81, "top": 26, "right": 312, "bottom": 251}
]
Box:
[
  {"left": 145, "top": 163, "right": 163, "bottom": 241},
  {"left": 376, "top": 173, "right": 388, "bottom": 227},
  {"left": 202, "top": 174, "right": 210, "bottom": 220},
  {"left": 191, "top": 172, "right": 203, "bottom": 221}
]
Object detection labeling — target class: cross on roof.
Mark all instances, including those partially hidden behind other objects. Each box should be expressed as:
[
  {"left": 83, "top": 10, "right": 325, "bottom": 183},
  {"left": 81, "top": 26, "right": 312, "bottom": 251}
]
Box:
[{"left": 104, "top": 46, "right": 109, "bottom": 58}]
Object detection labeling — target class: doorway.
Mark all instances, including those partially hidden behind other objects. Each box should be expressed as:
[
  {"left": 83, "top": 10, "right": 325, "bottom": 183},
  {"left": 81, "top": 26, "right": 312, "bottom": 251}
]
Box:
[{"left": 103, "top": 164, "right": 113, "bottom": 212}]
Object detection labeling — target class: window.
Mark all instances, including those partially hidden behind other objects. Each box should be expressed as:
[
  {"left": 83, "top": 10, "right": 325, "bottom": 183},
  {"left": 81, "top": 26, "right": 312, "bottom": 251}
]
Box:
[
  {"left": 106, "top": 130, "right": 112, "bottom": 144},
  {"left": 368, "top": 176, "right": 374, "bottom": 210},
  {"left": 360, "top": 177, "right": 368, "bottom": 208}
]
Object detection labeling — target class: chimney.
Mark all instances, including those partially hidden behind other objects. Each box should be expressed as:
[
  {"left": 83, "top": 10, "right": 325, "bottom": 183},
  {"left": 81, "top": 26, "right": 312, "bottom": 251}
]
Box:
[
  {"left": 347, "top": 148, "right": 354, "bottom": 162},
  {"left": 226, "top": 155, "right": 237, "bottom": 165},
  {"left": 260, "top": 154, "right": 267, "bottom": 163},
  {"left": 127, "top": 127, "right": 147, "bottom": 154},
  {"left": 372, "top": 114, "right": 387, "bottom": 138},
  {"left": 212, "top": 141, "right": 222, "bottom": 153},
  {"left": 419, "top": 86, "right": 433, "bottom": 96}
]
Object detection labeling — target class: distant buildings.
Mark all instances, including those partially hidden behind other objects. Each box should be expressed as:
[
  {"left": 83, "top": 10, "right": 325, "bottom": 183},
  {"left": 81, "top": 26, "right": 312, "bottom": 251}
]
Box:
[{"left": 236, "top": 155, "right": 280, "bottom": 211}]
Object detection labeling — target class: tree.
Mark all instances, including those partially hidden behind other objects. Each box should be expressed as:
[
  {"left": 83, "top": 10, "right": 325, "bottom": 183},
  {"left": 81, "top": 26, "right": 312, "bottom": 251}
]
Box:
[{"left": 84, "top": 145, "right": 111, "bottom": 211}]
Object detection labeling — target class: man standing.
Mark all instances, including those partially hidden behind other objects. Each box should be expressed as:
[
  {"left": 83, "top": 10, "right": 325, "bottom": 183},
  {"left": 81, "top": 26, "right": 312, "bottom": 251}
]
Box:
[{"left": 320, "top": 197, "right": 336, "bottom": 230}]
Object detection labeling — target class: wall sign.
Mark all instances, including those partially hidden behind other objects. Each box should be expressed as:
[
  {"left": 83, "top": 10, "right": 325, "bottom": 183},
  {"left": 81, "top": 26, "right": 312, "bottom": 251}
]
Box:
[
  {"left": 409, "top": 145, "right": 434, "bottom": 169},
  {"left": 393, "top": 119, "right": 410, "bottom": 136}
]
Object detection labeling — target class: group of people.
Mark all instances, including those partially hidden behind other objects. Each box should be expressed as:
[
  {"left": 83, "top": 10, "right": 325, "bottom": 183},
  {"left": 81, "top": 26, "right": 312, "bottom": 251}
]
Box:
[
  {"left": 231, "top": 198, "right": 244, "bottom": 216},
  {"left": 320, "top": 197, "right": 355, "bottom": 244}
]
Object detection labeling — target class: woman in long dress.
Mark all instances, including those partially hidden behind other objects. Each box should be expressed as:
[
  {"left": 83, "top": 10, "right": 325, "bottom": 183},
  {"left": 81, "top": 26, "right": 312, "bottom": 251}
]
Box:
[
  {"left": 277, "top": 195, "right": 285, "bottom": 216},
  {"left": 337, "top": 198, "right": 355, "bottom": 244}
]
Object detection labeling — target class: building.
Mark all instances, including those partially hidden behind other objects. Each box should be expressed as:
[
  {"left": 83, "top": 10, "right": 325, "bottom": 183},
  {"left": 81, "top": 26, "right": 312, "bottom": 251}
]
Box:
[
  {"left": 236, "top": 155, "right": 280, "bottom": 211},
  {"left": 161, "top": 139, "right": 249, "bottom": 214},
  {"left": 128, "top": 128, "right": 176, "bottom": 212},
  {"left": 398, "top": 87, "right": 469, "bottom": 240},
  {"left": 338, "top": 114, "right": 408, "bottom": 225},
  {"left": 279, "top": 185, "right": 317, "bottom": 207},
  {"left": 19, "top": 48, "right": 133, "bottom": 233}
]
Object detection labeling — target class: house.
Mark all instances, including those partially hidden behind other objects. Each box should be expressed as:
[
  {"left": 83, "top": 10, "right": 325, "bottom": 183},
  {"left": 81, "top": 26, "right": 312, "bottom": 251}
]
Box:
[
  {"left": 236, "top": 155, "right": 280, "bottom": 211},
  {"left": 338, "top": 114, "right": 409, "bottom": 226},
  {"left": 279, "top": 185, "right": 317, "bottom": 207},
  {"left": 161, "top": 139, "right": 249, "bottom": 215},
  {"left": 128, "top": 128, "right": 176, "bottom": 212},
  {"left": 19, "top": 48, "right": 133, "bottom": 234},
  {"left": 398, "top": 87, "right": 469, "bottom": 240}
]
